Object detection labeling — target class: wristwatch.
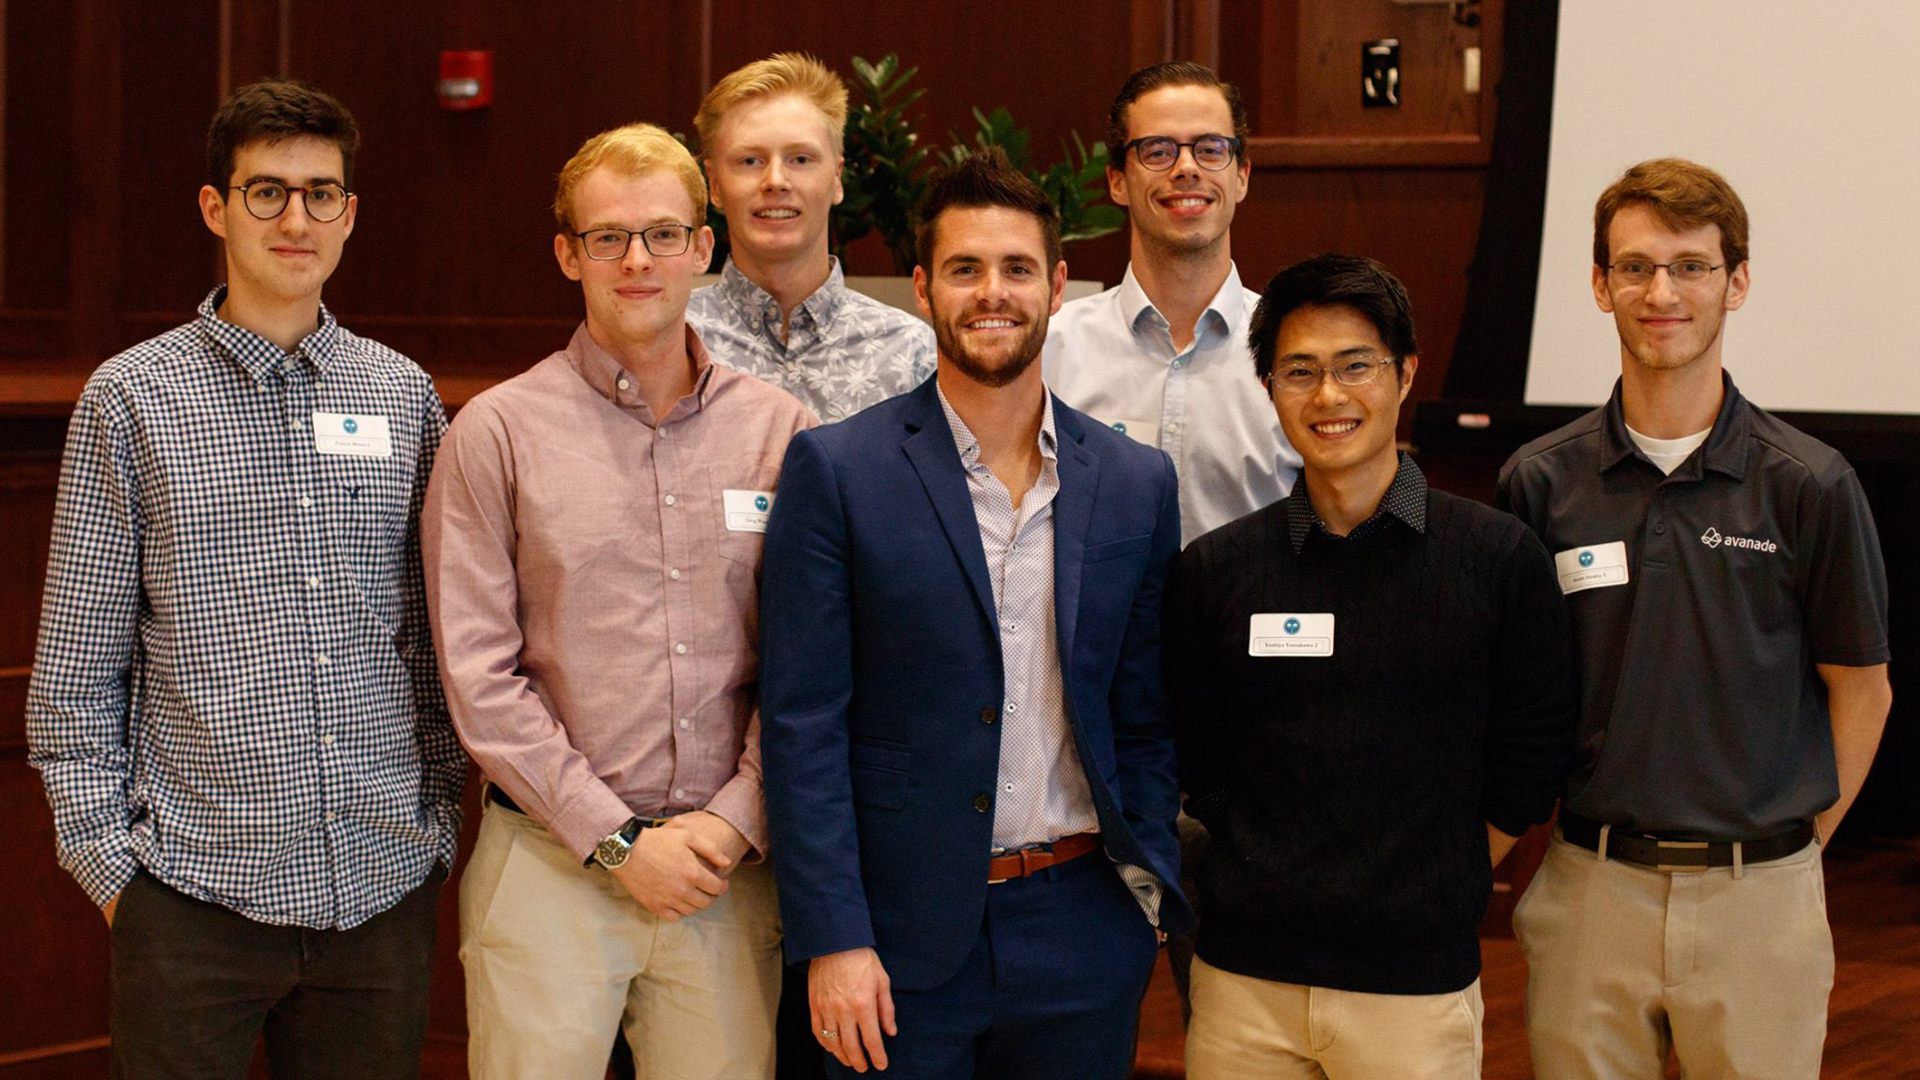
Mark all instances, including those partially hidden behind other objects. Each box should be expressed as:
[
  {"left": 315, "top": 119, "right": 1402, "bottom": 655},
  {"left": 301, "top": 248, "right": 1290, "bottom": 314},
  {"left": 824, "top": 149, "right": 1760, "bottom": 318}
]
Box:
[{"left": 590, "top": 817, "right": 645, "bottom": 870}]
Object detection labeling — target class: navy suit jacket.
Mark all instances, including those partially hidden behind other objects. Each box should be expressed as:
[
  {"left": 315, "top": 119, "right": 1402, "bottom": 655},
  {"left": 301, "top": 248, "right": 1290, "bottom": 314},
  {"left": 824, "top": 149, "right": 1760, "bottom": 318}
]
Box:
[{"left": 760, "top": 377, "right": 1192, "bottom": 991}]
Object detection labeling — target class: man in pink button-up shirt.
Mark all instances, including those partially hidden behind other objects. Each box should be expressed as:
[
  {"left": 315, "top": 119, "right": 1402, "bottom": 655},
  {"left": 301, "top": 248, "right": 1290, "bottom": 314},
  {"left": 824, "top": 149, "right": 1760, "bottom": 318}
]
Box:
[{"left": 423, "top": 123, "right": 813, "bottom": 1080}]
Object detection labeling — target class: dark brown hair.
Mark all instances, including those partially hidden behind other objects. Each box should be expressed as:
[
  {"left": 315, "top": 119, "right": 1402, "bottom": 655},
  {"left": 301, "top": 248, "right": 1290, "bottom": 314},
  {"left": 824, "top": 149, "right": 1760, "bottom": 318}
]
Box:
[
  {"left": 207, "top": 79, "right": 362, "bottom": 188},
  {"left": 1593, "top": 157, "right": 1749, "bottom": 269},
  {"left": 1105, "top": 61, "right": 1249, "bottom": 167},
  {"left": 913, "top": 148, "right": 1061, "bottom": 272}
]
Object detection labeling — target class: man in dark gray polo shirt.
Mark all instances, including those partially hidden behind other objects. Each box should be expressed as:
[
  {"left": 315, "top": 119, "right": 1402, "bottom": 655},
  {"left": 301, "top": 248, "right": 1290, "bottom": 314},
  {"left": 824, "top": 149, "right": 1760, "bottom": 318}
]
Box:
[{"left": 1499, "top": 157, "right": 1891, "bottom": 1080}]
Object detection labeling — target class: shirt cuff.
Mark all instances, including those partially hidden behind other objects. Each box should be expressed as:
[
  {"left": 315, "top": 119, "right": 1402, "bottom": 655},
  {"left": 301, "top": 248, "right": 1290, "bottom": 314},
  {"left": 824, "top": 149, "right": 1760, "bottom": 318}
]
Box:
[
  {"left": 547, "top": 783, "right": 640, "bottom": 864},
  {"left": 702, "top": 777, "right": 769, "bottom": 862},
  {"left": 69, "top": 830, "right": 140, "bottom": 909}
]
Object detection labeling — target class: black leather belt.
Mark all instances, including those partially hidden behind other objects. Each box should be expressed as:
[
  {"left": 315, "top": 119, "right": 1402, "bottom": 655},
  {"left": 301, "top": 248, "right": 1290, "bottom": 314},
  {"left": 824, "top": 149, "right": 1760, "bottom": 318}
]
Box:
[
  {"left": 486, "top": 785, "right": 670, "bottom": 828},
  {"left": 485, "top": 785, "right": 528, "bottom": 815},
  {"left": 1559, "top": 811, "right": 1815, "bottom": 870}
]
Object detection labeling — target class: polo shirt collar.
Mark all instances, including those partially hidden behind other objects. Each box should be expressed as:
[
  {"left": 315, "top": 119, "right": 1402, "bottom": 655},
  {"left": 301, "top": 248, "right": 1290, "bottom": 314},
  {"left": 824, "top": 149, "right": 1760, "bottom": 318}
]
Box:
[
  {"left": 1597, "top": 370, "right": 1752, "bottom": 481},
  {"left": 197, "top": 285, "right": 343, "bottom": 383},
  {"left": 715, "top": 255, "right": 846, "bottom": 339},
  {"left": 1285, "top": 451, "right": 1427, "bottom": 554},
  {"left": 564, "top": 321, "right": 717, "bottom": 423},
  {"left": 1118, "top": 261, "right": 1245, "bottom": 349}
]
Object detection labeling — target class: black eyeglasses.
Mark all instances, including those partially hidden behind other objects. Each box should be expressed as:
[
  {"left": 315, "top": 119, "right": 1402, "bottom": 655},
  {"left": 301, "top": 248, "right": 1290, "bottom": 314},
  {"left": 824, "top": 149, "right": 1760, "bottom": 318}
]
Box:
[
  {"left": 1121, "top": 135, "right": 1243, "bottom": 172},
  {"left": 1604, "top": 259, "right": 1725, "bottom": 287},
  {"left": 226, "top": 181, "right": 352, "bottom": 222},
  {"left": 570, "top": 225, "right": 697, "bottom": 261}
]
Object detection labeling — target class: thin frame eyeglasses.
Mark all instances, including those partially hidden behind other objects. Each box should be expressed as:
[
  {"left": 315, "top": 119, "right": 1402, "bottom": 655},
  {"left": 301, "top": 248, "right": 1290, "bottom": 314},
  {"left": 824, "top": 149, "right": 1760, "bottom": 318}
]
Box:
[
  {"left": 226, "top": 181, "right": 352, "bottom": 223},
  {"left": 571, "top": 225, "right": 697, "bottom": 261},
  {"left": 1604, "top": 259, "right": 1725, "bottom": 288},
  {"left": 1265, "top": 356, "right": 1399, "bottom": 396}
]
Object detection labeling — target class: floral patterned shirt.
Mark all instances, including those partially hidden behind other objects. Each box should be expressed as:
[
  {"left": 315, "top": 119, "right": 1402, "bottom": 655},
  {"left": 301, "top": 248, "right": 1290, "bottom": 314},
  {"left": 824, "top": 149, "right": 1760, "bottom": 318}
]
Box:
[{"left": 688, "top": 257, "right": 936, "bottom": 423}]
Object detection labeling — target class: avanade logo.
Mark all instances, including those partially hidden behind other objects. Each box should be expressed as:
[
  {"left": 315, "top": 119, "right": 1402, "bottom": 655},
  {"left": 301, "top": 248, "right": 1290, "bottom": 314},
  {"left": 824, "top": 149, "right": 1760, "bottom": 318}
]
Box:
[{"left": 1700, "top": 526, "right": 1778, "bottom": 553}]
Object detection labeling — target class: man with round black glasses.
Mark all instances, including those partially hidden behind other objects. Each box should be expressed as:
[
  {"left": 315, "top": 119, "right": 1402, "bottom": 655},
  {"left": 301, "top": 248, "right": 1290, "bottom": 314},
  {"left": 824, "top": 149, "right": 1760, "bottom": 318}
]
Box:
[
  {"left": 424, "top": 123, "right": 812, "bottom": 1078},
  {"left": 1499, "top": 158, "right": 1891, "bottom": 1080},
  {"left": 1044, "top": 61, "right": 1298, "bottom": 548},
  {"left": 1166, "top": 254, "right": 1577, "bottom": 1079},
  {"left": 27, "top": 79, "right": 460, "bottom": 1078}
]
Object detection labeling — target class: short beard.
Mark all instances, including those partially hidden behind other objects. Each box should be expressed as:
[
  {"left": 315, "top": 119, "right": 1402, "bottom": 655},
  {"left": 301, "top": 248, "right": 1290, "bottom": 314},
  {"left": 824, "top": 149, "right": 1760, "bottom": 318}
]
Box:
[{"left": 932, "top": 309, "right": 1048, "bottom": 389}]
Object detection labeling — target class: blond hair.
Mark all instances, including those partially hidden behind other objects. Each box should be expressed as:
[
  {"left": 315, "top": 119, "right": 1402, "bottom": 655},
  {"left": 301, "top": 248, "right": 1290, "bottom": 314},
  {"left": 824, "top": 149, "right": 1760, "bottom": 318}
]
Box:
[
  {"left": 693, "top": 53, "right": 848, "bottom": 156},
  {"left": 552, "top": 123, "right": 707, "bottom": 232}
]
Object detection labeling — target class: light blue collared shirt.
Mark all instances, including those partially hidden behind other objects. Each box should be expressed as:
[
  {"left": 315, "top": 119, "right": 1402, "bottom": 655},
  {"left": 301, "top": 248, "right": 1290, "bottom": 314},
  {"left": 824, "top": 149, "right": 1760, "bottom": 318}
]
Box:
[{"left": 1043, "top": 263, "right": 1300, "bottom": 545}]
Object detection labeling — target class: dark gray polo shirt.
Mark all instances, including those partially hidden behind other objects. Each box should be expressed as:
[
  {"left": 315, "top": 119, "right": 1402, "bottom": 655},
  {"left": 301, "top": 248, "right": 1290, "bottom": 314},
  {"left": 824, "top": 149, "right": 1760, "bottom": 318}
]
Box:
[{"left": 1498, "top": 373, "right": 1889, "bottom": 840}]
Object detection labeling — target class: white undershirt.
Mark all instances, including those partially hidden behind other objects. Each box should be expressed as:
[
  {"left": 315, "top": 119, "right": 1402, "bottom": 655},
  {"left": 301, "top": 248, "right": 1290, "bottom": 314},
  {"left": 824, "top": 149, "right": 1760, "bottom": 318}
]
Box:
[{"left": 1626, "top": 424, "right": 1712, "bottom": 475}]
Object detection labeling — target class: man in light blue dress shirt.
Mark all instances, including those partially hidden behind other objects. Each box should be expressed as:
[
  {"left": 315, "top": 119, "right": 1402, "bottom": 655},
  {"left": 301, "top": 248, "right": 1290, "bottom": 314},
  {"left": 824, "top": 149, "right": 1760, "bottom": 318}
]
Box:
[{"left": 1044, "top": 61, "right": 1299, "bottom": 547}]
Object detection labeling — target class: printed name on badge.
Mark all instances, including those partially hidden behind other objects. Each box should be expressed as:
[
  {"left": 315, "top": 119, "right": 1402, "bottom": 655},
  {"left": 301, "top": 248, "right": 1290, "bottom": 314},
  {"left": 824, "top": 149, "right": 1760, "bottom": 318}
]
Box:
[
  {"left": 1553, "top": 540, "right": 1629, "bottom": 594},
  {"left": 1249, "top": 613, "right": 1335, "bottom": 657},
  {"left": 1095, "top": 416, "right": 1159, "bottom": 446},
  {"left": 722, "top": 489, "right": 775, "bottom": 533},
  {"left": 312, "top": 412, "right": 392, "bottom": 458}
]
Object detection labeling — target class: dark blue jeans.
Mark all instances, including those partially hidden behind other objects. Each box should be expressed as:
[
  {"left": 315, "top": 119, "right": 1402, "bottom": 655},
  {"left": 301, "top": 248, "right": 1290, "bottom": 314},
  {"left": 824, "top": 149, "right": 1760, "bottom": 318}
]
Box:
[{"left": 109, "top": 867, "right": 443, "bottom": 1080}]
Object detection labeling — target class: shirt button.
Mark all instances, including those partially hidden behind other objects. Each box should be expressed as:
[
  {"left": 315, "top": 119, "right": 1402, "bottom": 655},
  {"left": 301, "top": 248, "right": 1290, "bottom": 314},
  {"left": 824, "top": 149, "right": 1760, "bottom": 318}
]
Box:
[
  {"left": 321, "top": 733, "right": 335, "bottom": 746},
  {"left": 1006, "top": 701, "right": 1020, "bottom": 714},
  {"left": 673, "top": 788, "right": 686, "bottom": 800},
  {"left": 674, "top": 642, "right": 688, "bottom": 655},
  {"left": 298, "top": 496, "right": 314, "bottom": 509},
  {"left": 1003, "top": 782, "right": 1015, "bottom": 793},
  {"left": 678, "top": 717, "right": 691, "bottom": 729},
  {"left": 306, "top": 575, "right": 321, "bottom": 589},
  {"left": 315, "top": 653, "right": 330, "bottom": 666},
  {"left": 664, "top": 494, "right": 677, "bottom": 506},
  {"left": 1005, "top": 621, "right": 1019, "bottom": 634},
  {"left": 617, "top": 377, "right": 630, "bottom": 391},
  {"left": 979, "top": 706, "right": 996, "bottom": 725},
  {"left": 973, "top": 793, "right": 991, "bottom": 814},
  {"left": 324, "top": 811, "right": 337, "bottom": 823},
  {"left": 1654, "top": 522, "right": 1667, "bottom": 534},
  {"left": 669, "top": 568, "right": 682, "bottom": 581}
]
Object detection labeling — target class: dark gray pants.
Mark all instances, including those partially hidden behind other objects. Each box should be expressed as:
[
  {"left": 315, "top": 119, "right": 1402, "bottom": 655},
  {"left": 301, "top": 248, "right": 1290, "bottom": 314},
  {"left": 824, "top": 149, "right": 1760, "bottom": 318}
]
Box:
[{"left": 109, "top": 868, "right": 443, "bottom": 1080}]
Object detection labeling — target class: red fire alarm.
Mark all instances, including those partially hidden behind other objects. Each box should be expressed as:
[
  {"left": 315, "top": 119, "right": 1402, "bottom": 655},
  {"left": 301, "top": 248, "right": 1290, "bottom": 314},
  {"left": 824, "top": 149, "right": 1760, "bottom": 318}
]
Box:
[{"left": 438, "top": 51, "right": 493, "bottom": 110}]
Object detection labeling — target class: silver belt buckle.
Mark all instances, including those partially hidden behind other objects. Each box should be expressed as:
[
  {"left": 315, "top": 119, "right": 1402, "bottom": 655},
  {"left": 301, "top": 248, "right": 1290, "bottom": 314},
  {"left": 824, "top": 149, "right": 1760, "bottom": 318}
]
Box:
[{"left": 1654, "top": 838, "right": 1710, "bottom": 872}]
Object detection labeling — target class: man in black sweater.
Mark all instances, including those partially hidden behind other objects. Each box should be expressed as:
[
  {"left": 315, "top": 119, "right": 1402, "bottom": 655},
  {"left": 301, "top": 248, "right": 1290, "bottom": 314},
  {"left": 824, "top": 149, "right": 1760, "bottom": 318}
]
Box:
[{"left": 1166, "top": 254, "right": 1578, "bottom": 1079}]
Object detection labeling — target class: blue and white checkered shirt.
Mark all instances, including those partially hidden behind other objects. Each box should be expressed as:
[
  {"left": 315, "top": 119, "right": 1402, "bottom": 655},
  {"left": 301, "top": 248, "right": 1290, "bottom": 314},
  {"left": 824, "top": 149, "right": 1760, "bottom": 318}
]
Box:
[{"left": 26, "top": 287, "right": 461, "bottom": 929}]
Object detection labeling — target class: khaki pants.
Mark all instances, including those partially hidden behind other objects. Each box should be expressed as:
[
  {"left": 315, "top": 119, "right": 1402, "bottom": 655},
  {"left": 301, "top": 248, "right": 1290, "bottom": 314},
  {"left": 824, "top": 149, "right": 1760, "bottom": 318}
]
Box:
[
  {"left": 1515, "top": 835, "right": 1833, "bottom": 1080},
  {"left": 1185, "top": 956, "right": 1484, "bottom": 1079},
  {"left": 459, "top": 804, "right": 782, "bottom": 1080}
]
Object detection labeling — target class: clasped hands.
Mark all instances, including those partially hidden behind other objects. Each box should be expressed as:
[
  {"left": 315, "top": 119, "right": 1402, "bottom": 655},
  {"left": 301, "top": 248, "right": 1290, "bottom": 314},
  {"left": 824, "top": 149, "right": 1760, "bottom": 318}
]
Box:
[{"left": 607, "top": 810, "right": 752, "bottom": 921}]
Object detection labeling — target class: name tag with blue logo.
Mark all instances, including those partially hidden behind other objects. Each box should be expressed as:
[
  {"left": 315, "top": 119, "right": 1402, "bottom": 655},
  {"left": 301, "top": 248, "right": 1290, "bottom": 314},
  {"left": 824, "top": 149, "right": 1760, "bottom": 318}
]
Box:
[
  {"left": 722, "top": 489, "right": 775, "bottom": 533},
  {"left": 1249, "top": 613, "right": 1334, "bottom": 657},
  {"left": 311, "top": 412, "right": 392, "bottom": 458},
  {"left": 1095, "top": 416, "right": 1159, "bottom": 446},
  {"left": 1554, "top": 541, "right": 1629, "bottom": 594}
]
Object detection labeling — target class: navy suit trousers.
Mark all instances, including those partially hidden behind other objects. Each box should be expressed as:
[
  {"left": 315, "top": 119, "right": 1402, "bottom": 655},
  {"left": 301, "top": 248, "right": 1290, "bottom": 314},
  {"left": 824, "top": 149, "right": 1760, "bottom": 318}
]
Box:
[{"left": 825, "top": 853, "right": 1159, "bottom": 1080}]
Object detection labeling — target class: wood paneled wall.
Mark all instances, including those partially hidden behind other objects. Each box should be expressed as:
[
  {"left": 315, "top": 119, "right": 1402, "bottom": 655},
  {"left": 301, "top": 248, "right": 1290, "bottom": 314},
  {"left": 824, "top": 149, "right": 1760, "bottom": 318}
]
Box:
[{"left": 1, "top": 2, "right": 1503, "bottom": 1074}]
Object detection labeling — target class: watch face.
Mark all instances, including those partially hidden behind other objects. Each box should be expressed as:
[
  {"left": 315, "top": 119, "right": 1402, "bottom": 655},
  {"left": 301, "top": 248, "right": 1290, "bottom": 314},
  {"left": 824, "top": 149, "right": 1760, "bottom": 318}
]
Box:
[{"left": 595, "top": 834, "right": 631, "bottom": 869}]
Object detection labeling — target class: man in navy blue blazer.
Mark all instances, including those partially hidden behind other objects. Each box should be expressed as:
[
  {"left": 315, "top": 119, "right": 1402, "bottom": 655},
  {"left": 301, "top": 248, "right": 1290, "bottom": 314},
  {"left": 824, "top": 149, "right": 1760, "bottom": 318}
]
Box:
[{"left": 760, "top": 149, "right": 1192, "bottom": 1079}]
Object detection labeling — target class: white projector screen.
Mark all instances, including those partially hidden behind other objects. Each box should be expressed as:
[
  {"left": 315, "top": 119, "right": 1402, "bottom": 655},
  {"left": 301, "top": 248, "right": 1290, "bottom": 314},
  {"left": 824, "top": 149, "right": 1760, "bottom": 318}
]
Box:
[{"left": 1525, "top": 1, "right": 1920, "bottom": 413}]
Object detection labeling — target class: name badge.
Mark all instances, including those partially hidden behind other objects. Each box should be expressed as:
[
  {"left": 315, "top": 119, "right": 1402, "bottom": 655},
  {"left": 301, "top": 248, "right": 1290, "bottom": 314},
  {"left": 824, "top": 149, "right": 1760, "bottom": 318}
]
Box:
[
  {"left": 1249, "top": 613, "right": 1335, "bottom": 657},
  {"left": 312, "top": 412, "right": 392, "bottom": 458},
  {"left": 1096, "top": 416, "right": 1160, "bottom": 446},
  {"left": 1554, "top": 541, "right": 1629, "bottom": 594},
  {"left": 722, "top": 489, "right": 775, "bottom": 533}
]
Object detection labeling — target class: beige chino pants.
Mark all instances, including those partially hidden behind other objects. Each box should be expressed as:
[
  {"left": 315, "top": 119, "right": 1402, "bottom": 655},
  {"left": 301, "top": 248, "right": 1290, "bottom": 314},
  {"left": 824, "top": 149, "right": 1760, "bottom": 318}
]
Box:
[
  {"left": 1515, "top": 835, "right": 1832, "bottom": 1080},
  {"left": 459, "top": 803, "right": 782, "bottom": 1080},
  {"left": 1186, "top": 956, "right": 1485, "bottom": 1079}
]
